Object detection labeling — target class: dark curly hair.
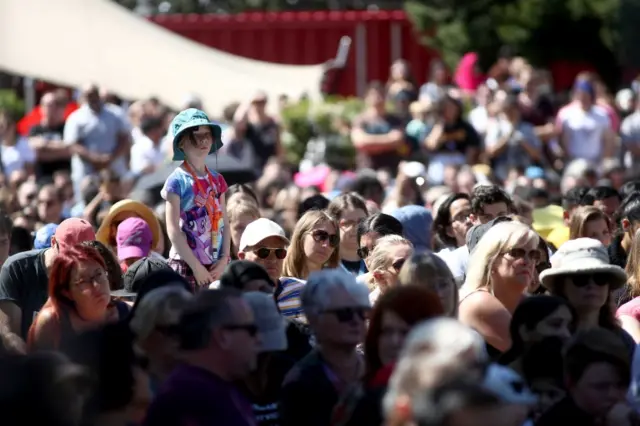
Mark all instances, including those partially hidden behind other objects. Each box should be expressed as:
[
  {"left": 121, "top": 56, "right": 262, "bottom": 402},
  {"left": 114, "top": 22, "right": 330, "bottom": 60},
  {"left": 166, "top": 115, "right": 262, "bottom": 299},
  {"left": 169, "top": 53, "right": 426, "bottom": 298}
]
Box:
[{"left": 470, "top": 185, "right": 514, "bottom": 216}]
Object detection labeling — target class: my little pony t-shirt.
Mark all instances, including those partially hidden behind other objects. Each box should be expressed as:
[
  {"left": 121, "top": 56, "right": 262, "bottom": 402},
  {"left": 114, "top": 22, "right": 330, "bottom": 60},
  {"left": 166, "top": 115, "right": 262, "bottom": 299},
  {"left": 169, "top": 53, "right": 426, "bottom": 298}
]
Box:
[{"left": 161, "top": 167, "right": 228, "bottom": 266}]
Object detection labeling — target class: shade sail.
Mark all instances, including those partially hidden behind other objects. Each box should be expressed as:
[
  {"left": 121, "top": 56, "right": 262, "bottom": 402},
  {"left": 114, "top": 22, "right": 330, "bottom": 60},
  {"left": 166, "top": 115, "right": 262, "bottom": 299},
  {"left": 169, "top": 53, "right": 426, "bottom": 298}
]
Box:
[{"left": 0, "top": 0, "right": 324, "bottom": 115}]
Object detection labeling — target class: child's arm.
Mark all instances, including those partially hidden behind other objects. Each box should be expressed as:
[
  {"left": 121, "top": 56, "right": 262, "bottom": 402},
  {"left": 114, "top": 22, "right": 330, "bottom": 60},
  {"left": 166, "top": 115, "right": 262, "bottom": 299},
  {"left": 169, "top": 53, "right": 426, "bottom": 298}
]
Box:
[
  {"left": 220, "top": 193, "right": 231, "bottom": 261},
  {"left": 165, "top": 193, "right": 203, "bottom": 272}
]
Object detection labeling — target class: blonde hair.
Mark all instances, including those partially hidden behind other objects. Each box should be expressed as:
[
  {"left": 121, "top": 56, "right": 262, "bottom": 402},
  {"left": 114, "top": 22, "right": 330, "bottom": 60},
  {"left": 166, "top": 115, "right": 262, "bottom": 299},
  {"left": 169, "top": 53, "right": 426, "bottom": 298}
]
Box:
[
  {"left": 282, "top": 210, "right": 340, "bottom": 279},
  {"left": 227, "top": 197, "right": 260, "bottom": 223},
  {"left": 367, "top": 235, "right": 413, "bottom": 289},
  {"left": 462, "top": 221, "right": 539, "bottom": 293},
  {"left": 625, "top": 229, "right": 640, "bottom": 300},
  {"left": 398, "top": 252, "right": 458, "bottom": 316},
  {"left": 569, "top": 206, "right": 609, "bottom": 240}
]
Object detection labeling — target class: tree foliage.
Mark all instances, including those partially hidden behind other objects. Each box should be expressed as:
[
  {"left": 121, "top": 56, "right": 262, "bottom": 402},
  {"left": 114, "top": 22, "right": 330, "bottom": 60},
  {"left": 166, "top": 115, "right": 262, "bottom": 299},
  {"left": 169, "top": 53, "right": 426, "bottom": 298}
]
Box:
[{"left": 405, "top": 0, "right": 622, "bottom": 85}]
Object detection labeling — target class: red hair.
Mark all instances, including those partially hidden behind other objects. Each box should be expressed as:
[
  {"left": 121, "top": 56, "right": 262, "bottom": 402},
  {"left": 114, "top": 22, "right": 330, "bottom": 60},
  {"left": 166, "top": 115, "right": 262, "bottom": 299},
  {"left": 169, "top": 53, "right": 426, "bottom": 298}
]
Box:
[
  {"left": 28, "top": 244, "right": 107, "bottom": 351},
  {"left": 364, "top": 285, "right": 444, "bottom": 383}
]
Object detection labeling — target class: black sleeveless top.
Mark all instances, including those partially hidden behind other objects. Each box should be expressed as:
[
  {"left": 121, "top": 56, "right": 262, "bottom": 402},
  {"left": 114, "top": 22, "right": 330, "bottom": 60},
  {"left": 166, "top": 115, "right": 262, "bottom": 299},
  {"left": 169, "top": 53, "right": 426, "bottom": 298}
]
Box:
[{"left": 59, "top": 300, "right": 129, "bottom": 352}]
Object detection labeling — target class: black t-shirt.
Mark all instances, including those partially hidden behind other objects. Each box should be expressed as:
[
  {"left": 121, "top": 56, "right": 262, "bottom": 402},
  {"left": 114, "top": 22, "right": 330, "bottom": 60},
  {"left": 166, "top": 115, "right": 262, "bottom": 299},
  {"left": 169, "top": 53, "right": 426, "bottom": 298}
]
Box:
[
  {"left": 28, "top": 122, "right": 71, "bottom": 177},
  {"left": 353, "top": 113, "right": 406, "bottom": 174},
  {"left": 520, "top": 96, "right": 555, "bottom": 127},
  {"left": 0, "top": 249, "right": 49, "bottom": 338},
  {"left": 341, "top": 259, "right": 365, "bottom": 276},
  {"left": 432, "top": 120, "right": 480, "bottom": 155},
  {"left": 238, "top": 353, "right": 296, "bottom": 426},
  {"left": 246, "top": 119, "right": 279, "bottom": 170}
]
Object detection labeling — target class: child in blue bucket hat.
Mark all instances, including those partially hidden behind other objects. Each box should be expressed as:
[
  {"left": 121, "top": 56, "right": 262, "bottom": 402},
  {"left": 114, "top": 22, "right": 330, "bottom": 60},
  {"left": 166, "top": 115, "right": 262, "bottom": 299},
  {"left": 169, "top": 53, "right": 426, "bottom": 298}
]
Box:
[{"left": 160, "top": 108, "right": 230, "bottom": 290}]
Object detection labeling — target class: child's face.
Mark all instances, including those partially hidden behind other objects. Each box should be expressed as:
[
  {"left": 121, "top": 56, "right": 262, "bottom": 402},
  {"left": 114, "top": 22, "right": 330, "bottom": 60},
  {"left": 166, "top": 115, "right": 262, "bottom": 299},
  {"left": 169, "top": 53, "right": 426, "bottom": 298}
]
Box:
[{"left": 181, "top": 126, "right": 213, "bottom": 160}]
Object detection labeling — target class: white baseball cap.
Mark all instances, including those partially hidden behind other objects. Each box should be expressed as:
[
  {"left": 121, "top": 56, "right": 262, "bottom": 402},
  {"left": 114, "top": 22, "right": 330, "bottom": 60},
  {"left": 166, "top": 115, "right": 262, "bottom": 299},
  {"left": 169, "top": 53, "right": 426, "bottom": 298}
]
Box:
[{"left": 239, "top": 218, "right": 289, "bottom": 252}]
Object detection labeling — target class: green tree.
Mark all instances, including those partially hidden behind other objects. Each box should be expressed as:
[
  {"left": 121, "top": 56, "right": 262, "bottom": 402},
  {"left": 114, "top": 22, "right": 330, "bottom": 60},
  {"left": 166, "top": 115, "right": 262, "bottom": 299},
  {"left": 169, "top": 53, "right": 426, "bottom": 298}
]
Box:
[{"left": 405, "top": 0, "right": 622, "bottom": 87}]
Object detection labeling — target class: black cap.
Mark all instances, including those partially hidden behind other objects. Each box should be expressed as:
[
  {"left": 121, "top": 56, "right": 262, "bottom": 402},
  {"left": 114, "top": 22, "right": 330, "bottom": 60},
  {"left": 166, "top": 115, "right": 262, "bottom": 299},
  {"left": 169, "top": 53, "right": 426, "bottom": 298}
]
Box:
[
  {"left": 113, "top": 257, "right": 188, "bottom": 298},
  {"left": 466, "top": 216, "right": 513, "bottom": 253},
  {"left": 219, "top": 260, "right": 275, "bottom": 290}
]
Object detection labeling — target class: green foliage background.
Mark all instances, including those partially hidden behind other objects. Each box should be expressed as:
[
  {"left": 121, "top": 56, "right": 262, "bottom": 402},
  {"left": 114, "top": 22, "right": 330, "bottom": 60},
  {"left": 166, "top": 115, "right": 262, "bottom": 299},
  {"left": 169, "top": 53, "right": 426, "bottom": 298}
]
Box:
[
  {"left": 280, "top": 97, "right": 363, "bottom": 169},
  {"left": 0, "top": 90, "right": 25, "bottom": 119},
  {"left": 404, "top": 0, "right": 624, "bottom": 87}
]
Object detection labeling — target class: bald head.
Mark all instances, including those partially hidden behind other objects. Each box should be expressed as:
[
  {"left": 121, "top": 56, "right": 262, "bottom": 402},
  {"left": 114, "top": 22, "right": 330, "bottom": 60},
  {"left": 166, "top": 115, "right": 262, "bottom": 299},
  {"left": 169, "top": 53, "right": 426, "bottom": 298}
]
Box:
[{"left": 82, "top": 84, "right": 101, "bottom": 111}]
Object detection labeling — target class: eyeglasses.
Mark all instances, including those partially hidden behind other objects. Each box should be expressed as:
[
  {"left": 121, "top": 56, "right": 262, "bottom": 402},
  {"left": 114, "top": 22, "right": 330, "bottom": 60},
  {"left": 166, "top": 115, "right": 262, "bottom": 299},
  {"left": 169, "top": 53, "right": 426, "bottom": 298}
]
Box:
[
  {"left": 569, "top": 273, "right": 610, "bottom": 288},
  {"left": 73, "top": 269, "right": 108, "bottom": 291},
  {"left": 505, "top": 248, "right": 541, "bottom": 263},
  {"left": 311, "top": 230, "right": 340, "bottom": 248},
  {"left": 323, "top": 307, "right": 370, "bottom": 323},
  {"left": 357, "top": 246, "right": 374, "bottom": 259},
  {"left": 391, "top": 258, "right": 407, "bottom": 273},
  {"left": 253, "top": 247, "right": 287, "bottom": 260},
  {"left": 222, "top": 323, "right": 259, "bottom": 337}
]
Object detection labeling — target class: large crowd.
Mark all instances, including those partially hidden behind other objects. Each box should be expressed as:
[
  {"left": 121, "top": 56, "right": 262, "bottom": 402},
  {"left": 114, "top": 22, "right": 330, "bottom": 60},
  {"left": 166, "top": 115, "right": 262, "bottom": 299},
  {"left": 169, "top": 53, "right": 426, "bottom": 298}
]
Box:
[{"left": 1, "top": 51, "right": 640, "bottom": 426}]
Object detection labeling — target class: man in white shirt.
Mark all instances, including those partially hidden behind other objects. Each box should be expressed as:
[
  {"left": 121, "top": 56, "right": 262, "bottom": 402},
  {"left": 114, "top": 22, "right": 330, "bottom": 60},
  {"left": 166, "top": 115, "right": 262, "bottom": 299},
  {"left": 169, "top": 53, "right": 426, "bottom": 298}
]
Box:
[
  {"left": 64, "top": 84, "right": 131, "bottom": 199},
  {"left": 556, "top": 80, "right": 615, "bottom": 163},
  {"left": 130, "top": 117, "right": 166, "bottom": 176}
]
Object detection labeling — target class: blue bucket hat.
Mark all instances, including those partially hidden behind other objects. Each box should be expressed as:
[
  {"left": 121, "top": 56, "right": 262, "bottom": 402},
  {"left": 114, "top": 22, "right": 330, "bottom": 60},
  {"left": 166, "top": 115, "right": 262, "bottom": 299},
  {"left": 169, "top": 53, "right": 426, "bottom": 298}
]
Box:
[
  {"left": 170, "top": 108, "right": 223, "bottom": 161},
  {"left": 34, "top": 223, "right": 58, "bottom": 249}
]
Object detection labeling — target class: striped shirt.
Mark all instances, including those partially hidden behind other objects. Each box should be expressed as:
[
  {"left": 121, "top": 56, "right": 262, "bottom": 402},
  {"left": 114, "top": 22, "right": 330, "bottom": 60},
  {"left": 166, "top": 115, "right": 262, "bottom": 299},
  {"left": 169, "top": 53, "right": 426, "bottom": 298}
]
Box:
[{"left": 276, "top": 277, "right": 306, "bottom": 321}]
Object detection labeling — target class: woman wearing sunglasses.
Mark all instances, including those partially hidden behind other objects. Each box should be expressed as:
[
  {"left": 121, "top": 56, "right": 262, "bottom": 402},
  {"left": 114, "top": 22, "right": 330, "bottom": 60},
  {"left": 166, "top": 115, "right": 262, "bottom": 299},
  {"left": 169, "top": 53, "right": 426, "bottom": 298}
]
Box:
[
  {"left": 459, "top": 221, "right": 540, "bottom": 359},
  {"left": 282, "top": 210, "right": 341, "bottom": 280},
  {"left": 539, "top": 238, "right": 635, "bottom": 356},
  {"left": 365, "top": 235, "right": 413, "bottom": 305}
]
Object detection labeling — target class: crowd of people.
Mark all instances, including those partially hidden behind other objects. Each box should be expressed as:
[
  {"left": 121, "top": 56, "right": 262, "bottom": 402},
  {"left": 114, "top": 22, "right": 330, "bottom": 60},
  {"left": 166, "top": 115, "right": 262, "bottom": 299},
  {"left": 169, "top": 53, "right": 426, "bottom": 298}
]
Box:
[{"left": 2, "top": 50, "right": 640, "bottom": 426}]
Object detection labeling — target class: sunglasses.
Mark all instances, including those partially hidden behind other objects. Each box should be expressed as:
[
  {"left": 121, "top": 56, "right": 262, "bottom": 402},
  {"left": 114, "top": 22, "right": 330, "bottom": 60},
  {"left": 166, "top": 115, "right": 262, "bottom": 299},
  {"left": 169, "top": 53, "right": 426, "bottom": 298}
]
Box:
[
  {"left": 357, "top": 246, "right": 373, "bottom": 259},
  {"left": 569, "top": 273, "right": 610, "bottom": 288},
  {"left": 253, "top": 247, "right": 287, "bottom": 260},
  {"left": 391, "top": 258, "right": 406, "bottom": 272},
  {"left": 311, "top": 230, "right": 339, "bottom": 248},
  {"left": 505, "top": 248, "right": 541, "bottom": 263},
  {"left": 323, "top": 307, "right": 370, "bottom": 323},
  {"left": 222, "top": 323, "right": 259, "bottom": 337}
]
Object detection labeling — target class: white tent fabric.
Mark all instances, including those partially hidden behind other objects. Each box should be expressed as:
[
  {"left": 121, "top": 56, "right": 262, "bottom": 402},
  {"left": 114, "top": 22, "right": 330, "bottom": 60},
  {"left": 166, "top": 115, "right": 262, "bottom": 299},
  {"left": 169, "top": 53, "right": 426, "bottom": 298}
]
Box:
[{"left": 0, "top": 0, "right": 325, "bottom": 115}]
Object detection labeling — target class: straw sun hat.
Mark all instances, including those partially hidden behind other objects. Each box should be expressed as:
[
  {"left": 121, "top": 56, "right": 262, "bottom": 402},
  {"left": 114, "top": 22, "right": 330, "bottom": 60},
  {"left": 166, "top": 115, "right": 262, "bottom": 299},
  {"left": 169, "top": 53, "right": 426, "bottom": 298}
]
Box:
[
  {"left": 96, "top": 199, "right": 161, "bottom": 250},
  {"left": 539, "top": 238, "right": 627, "bottom": 292}
]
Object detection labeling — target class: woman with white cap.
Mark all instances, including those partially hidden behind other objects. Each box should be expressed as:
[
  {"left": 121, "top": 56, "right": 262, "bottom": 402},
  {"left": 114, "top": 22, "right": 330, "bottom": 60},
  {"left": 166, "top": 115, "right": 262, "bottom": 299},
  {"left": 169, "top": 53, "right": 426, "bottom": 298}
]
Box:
[{"left": 539, "top": 238, "right": 635, "bottom": 356}]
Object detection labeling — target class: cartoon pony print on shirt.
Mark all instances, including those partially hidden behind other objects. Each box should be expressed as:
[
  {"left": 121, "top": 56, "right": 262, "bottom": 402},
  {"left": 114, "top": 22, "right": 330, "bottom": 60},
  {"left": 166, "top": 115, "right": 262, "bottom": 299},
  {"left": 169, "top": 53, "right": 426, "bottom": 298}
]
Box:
[{"left": 182, "top": 206, "right": 214, "bottom": 265}]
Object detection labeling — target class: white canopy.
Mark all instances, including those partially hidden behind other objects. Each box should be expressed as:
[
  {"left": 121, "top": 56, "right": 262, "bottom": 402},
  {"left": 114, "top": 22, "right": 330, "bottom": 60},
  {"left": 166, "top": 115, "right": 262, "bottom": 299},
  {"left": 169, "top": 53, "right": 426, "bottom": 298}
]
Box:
[{"left": 0, "top": 0, "right": 324, "bottom": 115}]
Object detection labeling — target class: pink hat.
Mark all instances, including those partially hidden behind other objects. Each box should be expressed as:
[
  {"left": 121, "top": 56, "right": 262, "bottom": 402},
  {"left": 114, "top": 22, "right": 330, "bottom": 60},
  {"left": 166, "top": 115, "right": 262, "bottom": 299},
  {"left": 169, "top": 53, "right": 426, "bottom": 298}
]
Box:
[
  {"left": 116, "top": 218, "right": 152, "bottom": 261},
  {"left": 54, "top": 218, "right": 96, "bottom": 251}
]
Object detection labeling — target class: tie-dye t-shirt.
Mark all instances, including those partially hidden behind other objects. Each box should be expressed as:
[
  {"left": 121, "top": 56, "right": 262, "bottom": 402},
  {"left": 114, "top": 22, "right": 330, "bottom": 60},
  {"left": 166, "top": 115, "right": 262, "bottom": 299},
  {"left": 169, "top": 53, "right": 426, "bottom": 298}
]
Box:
[{"left": 161, "top": 167, "right": 228, "bottom": 265}]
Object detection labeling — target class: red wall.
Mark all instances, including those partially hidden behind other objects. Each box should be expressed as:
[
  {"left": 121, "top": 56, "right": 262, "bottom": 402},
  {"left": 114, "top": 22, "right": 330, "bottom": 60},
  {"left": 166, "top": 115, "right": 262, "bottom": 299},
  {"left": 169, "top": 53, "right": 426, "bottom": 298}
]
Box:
[{"left": 150, "top": 11, "right": 439, "bottom": 97}]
